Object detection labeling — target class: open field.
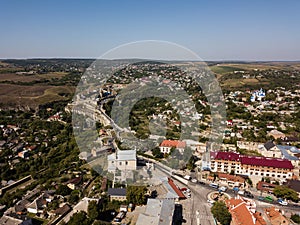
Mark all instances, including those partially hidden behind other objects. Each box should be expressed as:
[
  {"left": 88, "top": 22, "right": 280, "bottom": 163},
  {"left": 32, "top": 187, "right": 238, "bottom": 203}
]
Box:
[
  {"left": 0, "top": 72, "right": 67, "bottom": 82},
  {"left": 0, "top": 59, "right": 299, "bottom": 109},
  {"left": 0, "top": 84, "right": 75, "bottom": 108}
]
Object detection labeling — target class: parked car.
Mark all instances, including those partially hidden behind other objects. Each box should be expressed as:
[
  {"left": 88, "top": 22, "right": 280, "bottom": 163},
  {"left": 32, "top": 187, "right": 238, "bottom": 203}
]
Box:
[
  {"left": 264, "top": 196, "right": 273, "bottom": 202},
  {"left": 191, "top": 178, "right": 198, "bottom": 183},
  {"left": 238, "top": 190, "right": 245, "bottom": 196},
  {"left": 244, "top": 191, "right": 254, "bottom": 198},
  {"left": 277, "top": 198, "right": 288, "bottom": 205},
  {"left": 219, "top": 186, "right": 228, "bottom": 192},
  {"left": 209, "top": 183, "right": 219, "bottom": 189},
  {"left": 114, "top": 211, "right": 125, "bottom": 222},
  {"left": 258, "top": 196, "right": 265, "bottom": 201},
  {"left": 207, "top": 199, "right": 215, "bottom": 204}
]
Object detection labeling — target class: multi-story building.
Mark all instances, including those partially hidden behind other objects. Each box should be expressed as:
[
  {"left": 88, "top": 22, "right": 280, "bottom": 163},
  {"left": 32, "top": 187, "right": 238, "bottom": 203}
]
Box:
[
  {"left": 209, "top": 152, "right": 293, "bottom": 183},
  {"left": 107, "top": 149, "right": 137, "bottom": 172}
]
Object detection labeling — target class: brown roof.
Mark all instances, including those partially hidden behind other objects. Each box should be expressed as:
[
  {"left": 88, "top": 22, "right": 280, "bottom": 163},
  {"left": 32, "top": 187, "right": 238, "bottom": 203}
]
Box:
[
  {"left": 284, "top": 179, "right": 300, "bottom": 193},
  {"left": 68, "top": 176, "right": 82, "bottom": 185},
  {"left": 256, "top": 181, "right": 276, "bottom": 191},
  {"left": 218, "top": 173, "right": 245, "bottom": 183},
  {"left": 160, "top": 140, "right": 186, "bottom": 148},
  {"left": 226, "top": 198, "right": 266, "bottom": 225},
  {"left": 54, "top": 204, "right": 71, "bottom": 215}
]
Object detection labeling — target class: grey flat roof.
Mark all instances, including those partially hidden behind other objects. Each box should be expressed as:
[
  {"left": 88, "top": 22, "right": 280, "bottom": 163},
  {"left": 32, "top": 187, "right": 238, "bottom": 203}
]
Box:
[
  {"left": 136, "top": 198, "right": 175, "bottom": 225},
  {"left": 108, "top": 188, "right": 127, "bottom": 196}
]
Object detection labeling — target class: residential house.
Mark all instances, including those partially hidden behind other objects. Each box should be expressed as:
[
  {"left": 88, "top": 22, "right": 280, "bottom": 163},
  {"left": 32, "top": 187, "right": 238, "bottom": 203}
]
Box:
[
  {"left": 15, "top": 199, "right": 30, "bottom": 215},
  {"left": 259, "top": 141, "right": 282, "bottom": 158},
  {"left": 284, "top": 179, "right": 300, "bottom": 198},
  {"left": 264, "top": 207, "right": 288, "bottom": 225},
  {"left": 78, "top": 151, "right": 92, "bottom": 161},
  {"left": 218, "top": 173, "right": 245, "bottom": 188},
  {"left": 225, "top": 195, "right": 266, "bottom": 225},
  {"left": 256, "top": 181, "right": 276, "bottom": 193},
  {"left": 26, "top": 196, "right": 47, "bottom": 214},
  {"left": 91, "top": 145, "right": 113, "bottom": 157},
  {"left": 159, "top": 140, "right": 186, "bottom": 154},
  {"left": 107, "top": 188, "right": 127, "bottom": 201},
  {"left": 237, "top": 141, "right": 263, "bottom": 151},
  {"left": 267, "top": 130, "right": 286, "bottom": 140},
  {"left": 67, "top": 176, "right": 82, "bottom": 190},
  {"left": 54, "top": 204, "right": 71, "bottom": 217}
]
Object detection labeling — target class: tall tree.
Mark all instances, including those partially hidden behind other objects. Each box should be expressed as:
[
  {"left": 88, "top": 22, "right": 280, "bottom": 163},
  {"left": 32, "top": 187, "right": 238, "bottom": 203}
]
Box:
[
  {"left": 211, "top": 201, "right": 232, "bottom": 225},
  {"left": 88, "top": 200, "right": 99, "bottom": 220}
]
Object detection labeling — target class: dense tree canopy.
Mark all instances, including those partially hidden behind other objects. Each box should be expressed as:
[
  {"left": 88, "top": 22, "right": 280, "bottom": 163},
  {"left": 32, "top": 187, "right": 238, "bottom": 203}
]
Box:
[
  {"left": 273, "top": 186, "right": 299, "bottom": 202},
  {"left": 126, "top": 186, "right": 147, "bottom": 205},
  {"left": 211, "top": 201, "right": 232, "bottom": 225}
]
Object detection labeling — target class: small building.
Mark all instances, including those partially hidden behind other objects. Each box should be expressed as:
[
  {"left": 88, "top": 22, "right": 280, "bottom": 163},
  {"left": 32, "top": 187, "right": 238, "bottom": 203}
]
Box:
[
  {"left": 159, "top": 140, "right": 186, "bottom": 154},
  {"left": 267, "top": 130, "right": 286, "bottom": 140},
  {"left": 259, "top": 141, "right": 282, "bottom": 158},
  {"left": 218, "top": 173, "right": 245, "bottom": 188},
  {"left": 54, "top": 204, "right": 71, "bottom": 217},
  {"left": 67, "top": 176, "right": 82, "bottom": 190},
  {"left": 284, "top": 179, "right": 300, "bottom": 198},
  {"left": 107, "top": 188, "right": 127, "bottom": 201},
  {"left": 26, "top": 196, "right": 47, "bottom": 214},
  {"left": 264, "top": 207, "right": 288, "bottom": 225},
  {"left": 256, "top": 181, "right": 276, "bottom": 193},
  {"left": 78, "top": 151, "right": 92, "bottom": 161}
]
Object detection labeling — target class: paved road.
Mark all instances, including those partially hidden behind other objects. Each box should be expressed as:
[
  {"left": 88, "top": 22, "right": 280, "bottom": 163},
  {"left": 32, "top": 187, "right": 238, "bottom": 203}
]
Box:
[{"left": 152, "top": 164, "right": 215, "bottom": 225}]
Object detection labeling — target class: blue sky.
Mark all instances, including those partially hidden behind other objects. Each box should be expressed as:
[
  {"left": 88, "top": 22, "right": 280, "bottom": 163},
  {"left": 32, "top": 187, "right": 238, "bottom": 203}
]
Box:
[{"left": 0, "top": 0, "right": 300, "bottom": 60}]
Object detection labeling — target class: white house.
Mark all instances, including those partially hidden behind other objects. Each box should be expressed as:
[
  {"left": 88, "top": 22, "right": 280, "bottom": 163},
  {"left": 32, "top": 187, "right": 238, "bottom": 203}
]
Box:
[
  {"left": 107, "top": 149, "right": 137, "bottom": 172},
  {"left": 159, "top": 140, "right": 186, "bottom": 154}
]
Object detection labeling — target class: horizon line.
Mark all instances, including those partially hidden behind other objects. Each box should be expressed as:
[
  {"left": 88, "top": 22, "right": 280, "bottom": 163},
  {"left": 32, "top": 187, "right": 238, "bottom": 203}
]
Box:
[{"left": 1, "top": 57, "right": 300, "bottom": 63}]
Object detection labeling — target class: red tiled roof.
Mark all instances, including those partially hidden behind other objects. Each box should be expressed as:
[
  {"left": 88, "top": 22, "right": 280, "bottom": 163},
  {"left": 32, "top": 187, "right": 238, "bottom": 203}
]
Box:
[
  {"left": 160, "top": 140, "right": 186, "bottom": 148},
  {"left": 241, "top": 156, "right": 293, "bottom": 169},
  {"left": 213, "top": 151, "right": 294, "bottom": 169},
  {"left": 167, "top": 178, "right": 186, "bottom": 199},
  {"left": 226, "top": 198, "right": 266, "bottom": 225},
  {"left": 214, "top": 151, "right": 240, "bottom": 161}
]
